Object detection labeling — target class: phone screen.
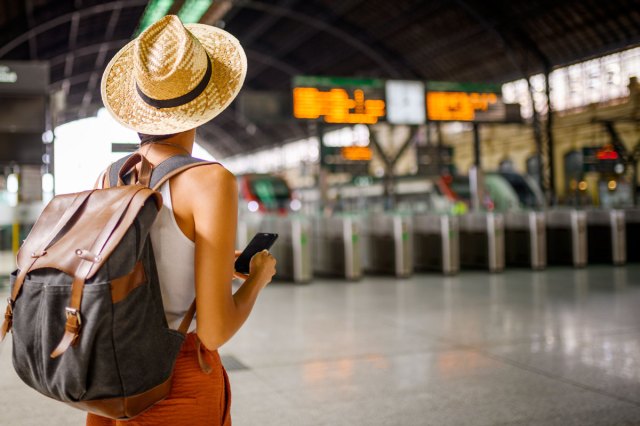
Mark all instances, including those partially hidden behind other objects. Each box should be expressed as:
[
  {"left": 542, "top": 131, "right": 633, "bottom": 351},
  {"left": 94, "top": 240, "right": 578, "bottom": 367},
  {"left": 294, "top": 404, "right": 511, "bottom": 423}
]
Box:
[{"left": 234, "top": 233, "right": 278, "bottom": 274}]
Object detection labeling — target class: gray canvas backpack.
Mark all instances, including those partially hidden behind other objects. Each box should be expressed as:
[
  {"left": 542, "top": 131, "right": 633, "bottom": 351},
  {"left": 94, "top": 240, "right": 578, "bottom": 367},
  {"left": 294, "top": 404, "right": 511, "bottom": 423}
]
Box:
[{"left": 0, "top": 153, "right": 213, "bottom": 419}]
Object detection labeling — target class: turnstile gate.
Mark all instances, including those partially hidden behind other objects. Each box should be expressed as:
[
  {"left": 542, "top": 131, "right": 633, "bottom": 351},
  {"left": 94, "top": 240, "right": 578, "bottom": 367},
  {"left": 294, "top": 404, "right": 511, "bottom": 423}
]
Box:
[
  {"left": 586, "top": 209, "right": 626, "bottom": 265},
  {"left": 311, "top": 215, "right": 362, "bottom": 280},
  {"left": 545, "top": 210, "right": 587, "bottom": 267},
  {"left": 413, "top": 214, "right": 459, "bottom": 274},
  {"left": 361, "top": 214, "right": 413, "bottom": 278},
  {"left": 504, "top": 211, "right": 546, "bottom": 270},
  {"left": 459, "top": 213, "right": 505, "bottom": 272},
  {"left": 237, "top": 214, "right": 313, "bottom": 283},
  {"left": 625, "top": 209, "right": 640, "bottom": 263}
]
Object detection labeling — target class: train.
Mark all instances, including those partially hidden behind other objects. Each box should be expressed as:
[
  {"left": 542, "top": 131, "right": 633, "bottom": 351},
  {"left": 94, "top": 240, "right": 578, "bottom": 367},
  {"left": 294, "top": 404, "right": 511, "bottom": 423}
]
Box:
[{"left": 238, "top": 171, "right": 545, "bottom": 215}]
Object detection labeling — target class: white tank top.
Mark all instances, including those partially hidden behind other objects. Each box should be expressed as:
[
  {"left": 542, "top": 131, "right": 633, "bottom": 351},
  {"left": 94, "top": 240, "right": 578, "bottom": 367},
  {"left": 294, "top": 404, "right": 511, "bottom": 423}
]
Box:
[{"left": 149, "top": 181, "right": 196, "bottom": 332}]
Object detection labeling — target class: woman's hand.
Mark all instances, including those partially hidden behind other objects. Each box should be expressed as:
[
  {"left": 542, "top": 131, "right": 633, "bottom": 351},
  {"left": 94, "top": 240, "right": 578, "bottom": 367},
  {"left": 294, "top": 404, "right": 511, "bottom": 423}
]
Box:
[
  {"left": 233, "top": 250, "right": 277, "bottom": 287},
  {"left": 233, "top": 250, "right": 248, "bottom": 280}
]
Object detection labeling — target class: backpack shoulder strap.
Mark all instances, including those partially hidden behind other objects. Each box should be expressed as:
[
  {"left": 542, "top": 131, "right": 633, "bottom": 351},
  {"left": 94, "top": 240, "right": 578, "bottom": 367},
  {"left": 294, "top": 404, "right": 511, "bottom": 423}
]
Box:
[
  {"left": 107, "top": 154, "right": 134, "bottom": 188},
  {"left": 105, "top": 154, "right": 216, "bottom": 190},
  {"left": 93, "top": 168, "right": 108, "bottom": 189},
  {"left": 149, "top": 155, "right": 218, "bottom": 190}
]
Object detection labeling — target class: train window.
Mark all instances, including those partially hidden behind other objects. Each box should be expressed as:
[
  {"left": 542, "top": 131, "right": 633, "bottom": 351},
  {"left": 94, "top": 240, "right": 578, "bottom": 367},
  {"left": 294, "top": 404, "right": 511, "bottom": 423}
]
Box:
[
  {"left": 498, "top": 172, "right": 540, "bottom": 208},
  {"left": 248, "top": 175, "right": 291, "bottom": 206}
]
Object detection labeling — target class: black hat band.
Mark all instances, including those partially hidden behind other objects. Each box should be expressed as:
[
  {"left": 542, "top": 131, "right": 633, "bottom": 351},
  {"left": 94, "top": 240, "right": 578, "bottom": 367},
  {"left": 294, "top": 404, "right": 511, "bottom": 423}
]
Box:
[{"left": 136, "top": 55, "right": 212, "bottom": 109}]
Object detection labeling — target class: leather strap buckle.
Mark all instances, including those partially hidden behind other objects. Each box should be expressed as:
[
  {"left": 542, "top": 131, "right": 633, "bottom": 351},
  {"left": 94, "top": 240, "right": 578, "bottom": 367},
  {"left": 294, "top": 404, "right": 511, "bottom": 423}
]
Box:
[
  {"left": 3, "top": 303, "right": 12, "bottom": 320},
  {"left": 4, "top": 298, "right": 13, "bottom": 321},
  {"left": 51, "top": 307, "right": 82, "bottom": 358},
  {"left": 65, "top": 307, "right": 82, "bottom": 326}
]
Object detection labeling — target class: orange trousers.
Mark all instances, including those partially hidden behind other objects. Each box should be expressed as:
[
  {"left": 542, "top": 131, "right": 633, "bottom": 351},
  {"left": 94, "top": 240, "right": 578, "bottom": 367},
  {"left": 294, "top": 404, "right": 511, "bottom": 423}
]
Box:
[{"left": 86, "top": 333, "right": 231, "bottom": 426}]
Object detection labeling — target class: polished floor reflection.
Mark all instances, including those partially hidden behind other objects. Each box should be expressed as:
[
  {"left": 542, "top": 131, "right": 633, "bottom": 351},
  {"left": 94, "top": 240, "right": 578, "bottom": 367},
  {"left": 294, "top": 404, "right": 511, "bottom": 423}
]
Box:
[{"left": 1, "top": 266, "right": 640, "bottom": 425}]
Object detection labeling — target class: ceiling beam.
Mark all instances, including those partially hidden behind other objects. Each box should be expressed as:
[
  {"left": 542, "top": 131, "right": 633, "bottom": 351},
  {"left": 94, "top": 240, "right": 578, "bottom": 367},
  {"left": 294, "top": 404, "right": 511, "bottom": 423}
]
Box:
[
  {"left": 246, "top": 49, "right": 301, "bottom": 77},
  {"left": 61, "top": 12, "right": 81, "bottom": 96},
  {"left": 298, "top": 0, "right": 423, "bottom": 78},
  {"left": 236, "top": 0, "right": 402, "bottom": 79},
  {"left": 0, "top": 0, "right": 147, "bottom": 58},
  {"left": 24, "top": 0, "right": 38, "bottom": 59},
  {"left": 49, "top": 39, "right": 130, "bottom": 67},
  {"left": 452, "top": 0, "right": 547, "bottom": 77},
  {"left": 167, "top": 0, "right": 186, "bottom": 15},
  {"left": 239, "top": 0, "right": 300, "bottom": 46},
  {"left": 240, "top": 0, "right": 362, "bottom": 84},
  {"left": 200, "top": 0, "right": 234, "bottom": 26}
]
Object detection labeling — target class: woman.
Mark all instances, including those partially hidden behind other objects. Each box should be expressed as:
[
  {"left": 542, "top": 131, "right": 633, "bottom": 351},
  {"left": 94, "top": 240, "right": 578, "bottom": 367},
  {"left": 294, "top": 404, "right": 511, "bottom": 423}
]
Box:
[{"left": 88, "top": 15, "right": 276, "bottom": 425}]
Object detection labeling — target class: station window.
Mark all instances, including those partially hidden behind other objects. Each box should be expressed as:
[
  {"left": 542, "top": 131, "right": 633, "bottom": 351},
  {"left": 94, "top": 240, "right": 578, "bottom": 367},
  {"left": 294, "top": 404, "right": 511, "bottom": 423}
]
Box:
[{"left": 502, "top": 46, "right": 640, "bottom": 119}]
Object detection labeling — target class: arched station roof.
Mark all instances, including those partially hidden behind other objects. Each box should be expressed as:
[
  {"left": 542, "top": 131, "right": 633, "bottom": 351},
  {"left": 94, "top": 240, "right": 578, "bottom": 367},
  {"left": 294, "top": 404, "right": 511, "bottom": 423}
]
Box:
[{"left": 1, "top": 0, "right": 639, "bottom": 157}]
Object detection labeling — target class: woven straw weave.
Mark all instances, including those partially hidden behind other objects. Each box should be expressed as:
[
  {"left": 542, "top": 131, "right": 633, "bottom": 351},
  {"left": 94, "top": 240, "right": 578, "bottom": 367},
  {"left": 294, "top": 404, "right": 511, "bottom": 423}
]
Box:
[{"left": 101, "top": 15, "right": 247, "bottom": 135}]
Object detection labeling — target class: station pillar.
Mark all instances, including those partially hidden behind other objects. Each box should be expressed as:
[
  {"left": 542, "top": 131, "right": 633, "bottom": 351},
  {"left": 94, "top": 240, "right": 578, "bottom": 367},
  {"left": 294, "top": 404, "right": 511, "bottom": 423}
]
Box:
[{"left": 472, "top": 122, "right": 481, "bottom": 167}]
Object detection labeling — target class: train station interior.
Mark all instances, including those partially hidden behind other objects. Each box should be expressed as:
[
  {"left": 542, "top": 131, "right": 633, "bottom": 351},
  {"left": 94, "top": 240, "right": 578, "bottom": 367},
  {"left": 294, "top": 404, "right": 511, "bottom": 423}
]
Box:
[{"left": 0, "top": 0, "right": 639, "bottom": 425}]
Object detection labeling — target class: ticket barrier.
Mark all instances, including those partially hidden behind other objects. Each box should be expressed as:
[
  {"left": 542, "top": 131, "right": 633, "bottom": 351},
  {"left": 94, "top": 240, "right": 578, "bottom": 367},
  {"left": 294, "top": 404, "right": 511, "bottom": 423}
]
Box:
[
  {"left": 237, "top": 214, "right": 312, "bottom": 283},
  {"left": 504, "top": 211, "right": 546, "bottom": 270},
  {"left": 413, "top": 214, "right": 459, "bottom": 274},
  {"left": 458, "top": 213, "right": 505, "bottom": 272},
  {"left": 586, "top": 209, "right": 626, "bottom": 265},
  {"left": 545, "top": 210, "right": 587, "bottom": 267},
  {"left": 625, "top": 209, "right": 640, "bottom": 263},
  {"left": 361, "top": 213, "right": 413, "bottom": 278},
  {"left": 311, "top": 215, "right": 362, "bottom": 280}
]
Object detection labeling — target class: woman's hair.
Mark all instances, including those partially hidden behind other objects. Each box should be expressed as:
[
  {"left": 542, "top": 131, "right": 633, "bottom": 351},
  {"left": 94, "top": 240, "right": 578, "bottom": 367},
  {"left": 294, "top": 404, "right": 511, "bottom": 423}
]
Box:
[{"left": 138, "top": 133, "right": 177, "bottom": 145}]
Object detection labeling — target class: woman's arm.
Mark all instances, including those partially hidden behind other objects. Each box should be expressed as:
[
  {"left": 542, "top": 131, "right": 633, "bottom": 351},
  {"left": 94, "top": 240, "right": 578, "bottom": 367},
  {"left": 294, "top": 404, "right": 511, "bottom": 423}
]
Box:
[{"left": 186, "top": 165, "right": 275, "bottom": 350}]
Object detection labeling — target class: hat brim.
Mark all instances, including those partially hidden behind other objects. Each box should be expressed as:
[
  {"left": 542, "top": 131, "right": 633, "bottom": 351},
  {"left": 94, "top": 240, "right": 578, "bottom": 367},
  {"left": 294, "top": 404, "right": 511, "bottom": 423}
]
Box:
[{"left": 101, "top": 24, "right": 247, "bottom": 135}]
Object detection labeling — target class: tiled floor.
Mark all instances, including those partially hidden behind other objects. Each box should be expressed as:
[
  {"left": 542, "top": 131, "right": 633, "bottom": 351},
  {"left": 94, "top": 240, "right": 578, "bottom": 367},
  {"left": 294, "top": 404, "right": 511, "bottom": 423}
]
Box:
[{"left": 1, "top": 265, "right": 639, "bottom": 425}]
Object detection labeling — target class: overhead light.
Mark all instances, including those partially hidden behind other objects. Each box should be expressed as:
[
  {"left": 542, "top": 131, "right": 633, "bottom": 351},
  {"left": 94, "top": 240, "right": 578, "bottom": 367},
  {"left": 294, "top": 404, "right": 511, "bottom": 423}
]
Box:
[
  {"left": 7, "top": 173, "right": 19, "bottom": 193},
  {"left": 42, "top": 130, "right": 54, "bottom": 143},
  {"left": 136, "top": 0, "right": 175, "bottom": 35},
  {"left": 178, "top": 0, "right": 213, "bottom": 23}
]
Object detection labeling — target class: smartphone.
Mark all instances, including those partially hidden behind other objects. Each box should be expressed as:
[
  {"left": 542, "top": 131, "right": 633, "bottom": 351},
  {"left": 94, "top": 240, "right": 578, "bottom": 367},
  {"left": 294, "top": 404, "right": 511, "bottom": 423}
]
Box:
[{"left": 234, "top": 233, "right": 278, "bottom": 274}]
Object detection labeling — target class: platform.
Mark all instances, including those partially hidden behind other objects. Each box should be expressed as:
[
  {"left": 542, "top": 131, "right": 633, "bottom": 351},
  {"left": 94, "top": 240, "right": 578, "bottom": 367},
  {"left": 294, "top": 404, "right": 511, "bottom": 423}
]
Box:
[{"left": 1, "top": 266, "right": 640, "bottom": 425}]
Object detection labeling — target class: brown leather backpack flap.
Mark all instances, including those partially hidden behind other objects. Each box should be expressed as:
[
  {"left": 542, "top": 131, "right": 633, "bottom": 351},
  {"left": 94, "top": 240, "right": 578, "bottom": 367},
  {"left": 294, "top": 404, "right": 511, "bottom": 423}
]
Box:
[
  {"left": 17, "top": 185, "right": 162, "bottom": 278},
  {"left": 16, "top": 191, "right": 93, "bottom": 270}
]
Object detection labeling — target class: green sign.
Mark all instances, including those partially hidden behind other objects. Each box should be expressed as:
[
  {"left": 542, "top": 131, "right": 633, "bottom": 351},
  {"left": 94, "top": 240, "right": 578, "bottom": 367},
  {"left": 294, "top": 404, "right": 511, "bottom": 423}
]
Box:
[
  {"left": 293, "top": 75, "right": 384, "bottom": 88},
  {"left": 426, "top": 81, "right": 502, "bottom": 94}
]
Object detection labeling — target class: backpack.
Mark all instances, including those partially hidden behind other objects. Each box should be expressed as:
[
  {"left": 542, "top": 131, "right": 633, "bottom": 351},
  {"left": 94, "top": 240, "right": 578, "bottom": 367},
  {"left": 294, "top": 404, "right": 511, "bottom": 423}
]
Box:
[{"left": 0, "top": 153, "right": 214, "bottom": 419}]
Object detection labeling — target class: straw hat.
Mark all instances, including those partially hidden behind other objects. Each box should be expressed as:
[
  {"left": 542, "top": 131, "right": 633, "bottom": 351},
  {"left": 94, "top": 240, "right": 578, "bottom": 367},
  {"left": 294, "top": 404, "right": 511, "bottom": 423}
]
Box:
[{"left": 101, "top": 15, "right": 247, "bottom": 135}]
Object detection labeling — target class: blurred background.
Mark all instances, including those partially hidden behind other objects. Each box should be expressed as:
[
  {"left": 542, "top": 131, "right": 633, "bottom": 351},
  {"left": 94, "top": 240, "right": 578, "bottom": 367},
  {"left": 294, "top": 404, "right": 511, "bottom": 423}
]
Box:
[{"left": 0, "top": 0, "right": 639, "bottom": 425}]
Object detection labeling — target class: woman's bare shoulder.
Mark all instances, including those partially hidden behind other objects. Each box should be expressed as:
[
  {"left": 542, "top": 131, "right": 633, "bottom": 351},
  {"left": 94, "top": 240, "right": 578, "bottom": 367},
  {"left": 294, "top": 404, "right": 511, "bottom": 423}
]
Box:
[
  {"left": 174, "top": 162, "right": 235, "bottom": 188},
  {"left": 171, "top": 162, "right": 237, "bottom": 207}
]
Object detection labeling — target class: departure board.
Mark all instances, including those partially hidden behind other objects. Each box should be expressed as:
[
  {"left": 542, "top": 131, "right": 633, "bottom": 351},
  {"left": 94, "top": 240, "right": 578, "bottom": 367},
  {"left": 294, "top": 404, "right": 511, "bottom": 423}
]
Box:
[
  {"left": 341, "top": 146, "right": 373, "bottom": 161},
  {"left": 292, "top": 77, "right": 520, "bottom": 124},
  {"left": 323, "top": 146, "right": 372, "bottom": 174},
  {"left": 425, "top": 81, "right": 507, "bottom": 122},
  {"left": 292, "top": 76, "right": 386, "bottom": 124},
  {"left": 582, "top": 145, "right": 624, "bottom": 174}
]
